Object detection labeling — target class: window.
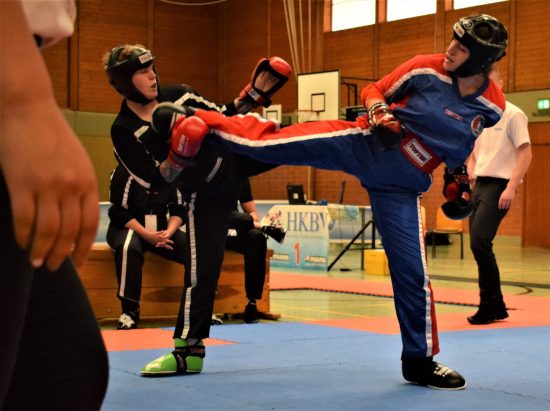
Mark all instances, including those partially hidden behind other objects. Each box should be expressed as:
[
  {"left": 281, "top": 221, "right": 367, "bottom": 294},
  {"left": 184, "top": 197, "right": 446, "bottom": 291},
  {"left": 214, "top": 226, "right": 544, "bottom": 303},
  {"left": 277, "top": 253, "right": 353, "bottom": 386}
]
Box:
[
  {"left": 332, "top": 0, "right": 375, "bottom": 32},
  {"left": 453, "top": 0, "right": 507, "bottom": 10},
  {"left": 386, "top": 0, "right": 436, "bottom": 22}
]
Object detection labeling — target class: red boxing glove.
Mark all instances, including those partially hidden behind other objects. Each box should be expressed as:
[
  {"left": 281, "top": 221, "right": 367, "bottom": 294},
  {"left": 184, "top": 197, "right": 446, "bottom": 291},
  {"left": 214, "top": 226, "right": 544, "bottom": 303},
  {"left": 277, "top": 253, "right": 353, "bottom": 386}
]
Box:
[
  {"left": 236, "top": 56, "right": 292, "bottom": 113},
  {"left": 168, "top": 116, "right": 209, "bottom": 168}
]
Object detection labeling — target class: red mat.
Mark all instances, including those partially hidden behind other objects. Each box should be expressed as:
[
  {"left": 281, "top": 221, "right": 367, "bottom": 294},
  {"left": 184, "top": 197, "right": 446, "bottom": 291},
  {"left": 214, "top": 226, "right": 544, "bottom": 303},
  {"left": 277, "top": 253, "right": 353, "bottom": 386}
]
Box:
[
  {"left": 271, "top": 272, "right": 550, "bottom": 333},
  {"left": 101, "top": 273, "right": 550, "bottom": 351},
  {"left": 102, "top": 328, "right": 234, "bottom": 352}
]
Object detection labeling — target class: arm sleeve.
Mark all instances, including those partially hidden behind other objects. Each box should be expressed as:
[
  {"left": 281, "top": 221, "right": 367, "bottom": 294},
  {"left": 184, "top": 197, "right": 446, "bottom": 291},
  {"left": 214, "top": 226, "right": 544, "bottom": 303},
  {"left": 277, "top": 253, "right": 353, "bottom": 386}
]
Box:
[
  {"left": 108, "top": 204, "right": 134, "bottom": 228},
  {"left": 361, "top": 55, "right": 430, "bottom": 107},
  {"left": 111, "top": 123, "right": 169, "bottom": 191},
  {"left": 168, "top": 187, "right": 187, "bottom": 221},
  {"left": 239, "top": 177, "right": 254, "bottom": 204},
  {"left": 175, "top": 84, "right": 239, "bottom": 116},
  {"left": 108, "top": 167, "right": 135, "bottom": 227},
  {"left": 508, "top": 110, "right": 531, "bottom": 148}
]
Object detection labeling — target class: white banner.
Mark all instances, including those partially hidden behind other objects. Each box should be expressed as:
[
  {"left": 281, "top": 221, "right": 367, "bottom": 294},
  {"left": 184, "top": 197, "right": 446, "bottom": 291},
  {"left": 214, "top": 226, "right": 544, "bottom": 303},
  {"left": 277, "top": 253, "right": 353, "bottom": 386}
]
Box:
[{"left": 266, "top": 205, "right": 331, "bottom": 271}]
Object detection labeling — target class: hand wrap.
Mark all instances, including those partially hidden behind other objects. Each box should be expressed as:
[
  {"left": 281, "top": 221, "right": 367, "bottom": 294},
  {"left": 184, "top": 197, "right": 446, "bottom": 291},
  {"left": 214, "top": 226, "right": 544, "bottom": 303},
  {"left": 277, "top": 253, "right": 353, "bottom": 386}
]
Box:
[{"left": 367, "top": 102, "right": 405, "bottom": 149}]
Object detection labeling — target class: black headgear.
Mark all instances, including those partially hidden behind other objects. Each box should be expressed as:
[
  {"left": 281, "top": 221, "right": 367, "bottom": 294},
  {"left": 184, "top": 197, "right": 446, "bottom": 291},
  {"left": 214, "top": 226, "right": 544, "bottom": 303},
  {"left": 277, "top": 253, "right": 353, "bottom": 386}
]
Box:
[
  {"left": 451, "top": 14, "right": 508, "bottom": 77},
  {"left": 105, "top": 46, "right": 159, "bottom": 104}
]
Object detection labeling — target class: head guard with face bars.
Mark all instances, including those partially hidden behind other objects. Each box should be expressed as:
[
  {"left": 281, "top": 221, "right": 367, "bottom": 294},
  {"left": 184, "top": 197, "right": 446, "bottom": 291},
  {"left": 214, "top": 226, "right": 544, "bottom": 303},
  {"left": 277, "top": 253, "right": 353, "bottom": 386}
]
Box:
[
  {"left": 451, "top": 14, "right": 508, "bottom": 77},
  {"left": 105, "top": 46, "right": 159, "bottom": 104}
]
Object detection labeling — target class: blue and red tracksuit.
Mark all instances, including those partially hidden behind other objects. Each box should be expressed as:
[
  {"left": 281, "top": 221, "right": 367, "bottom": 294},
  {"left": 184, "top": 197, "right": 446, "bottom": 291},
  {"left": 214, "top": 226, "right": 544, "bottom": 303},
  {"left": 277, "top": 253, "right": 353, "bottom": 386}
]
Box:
[{"left": 194, "top": 54, "right": 505, "bottom": 359}]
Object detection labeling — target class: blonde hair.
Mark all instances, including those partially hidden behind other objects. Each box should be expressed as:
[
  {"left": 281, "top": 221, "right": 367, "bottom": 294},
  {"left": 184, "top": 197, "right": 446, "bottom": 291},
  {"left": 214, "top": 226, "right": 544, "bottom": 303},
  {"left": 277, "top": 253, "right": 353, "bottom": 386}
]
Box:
[{"left": 102, "top": 44, "right": 147, "bottom": 66}]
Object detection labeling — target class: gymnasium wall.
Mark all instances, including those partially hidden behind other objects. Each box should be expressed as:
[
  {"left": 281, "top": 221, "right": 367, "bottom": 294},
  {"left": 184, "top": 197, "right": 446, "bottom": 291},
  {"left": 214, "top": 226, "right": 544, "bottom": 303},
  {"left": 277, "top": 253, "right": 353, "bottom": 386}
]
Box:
[{"left": 41, "top": 0, "right": 550, "bottom": 247}]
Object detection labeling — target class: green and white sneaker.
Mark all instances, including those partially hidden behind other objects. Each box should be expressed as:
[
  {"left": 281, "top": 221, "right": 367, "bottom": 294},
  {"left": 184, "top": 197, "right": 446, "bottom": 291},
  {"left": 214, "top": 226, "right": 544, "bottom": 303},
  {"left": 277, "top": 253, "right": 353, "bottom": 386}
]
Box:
[{"left": 140, "top": 338, "right": 205, "bottom": 376}]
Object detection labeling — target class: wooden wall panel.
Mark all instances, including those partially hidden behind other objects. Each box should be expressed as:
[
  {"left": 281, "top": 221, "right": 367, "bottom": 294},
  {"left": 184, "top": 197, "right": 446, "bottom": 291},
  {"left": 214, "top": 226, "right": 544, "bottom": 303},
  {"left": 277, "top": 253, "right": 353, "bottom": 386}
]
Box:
[
  {"left": 523, "top": 144, "right": 550, "bottom": 247},
  {"left": 314, "top": 169, "right": 368, "bottom": 205},
  {"left": 324, "top": 26, "right": 375, "bottom": 108},
  {"left": 38, "top": 0, "right": 550, "bottom": 244},
  {"left": 265, "top": 1, "right": 299, "bottom": 112},
  {"left": 528, "top": 121, "right": 550, "bottom": 145},
  {"left": 220, "top": 0, "right": 269, "bottom": 104},
  {"left": 154, "top": 1, "right": 220, "bottom": 100},
  {"left": 324, "top": 26, "right": 375, "bottom": 79},
  {"left": 42, "top": 39, "right": 70, "bottom": 108},
  {"left": 523, "top": 123, "right": 550, "bottom": 247},
  {"left": 377, "top": 15, "right": 436, "bottom": 76},
  {"left": 77, "top": 0, "right": 150, "bottom": 113},
  {"left": 250, "top": 166, "right": 310, "bottom": 201},
  {"left": 219, "top": 0, "right": 323, "bottom": 113},
  {"left": 514, "top": 0, "right": 550, "bottom": 91}
]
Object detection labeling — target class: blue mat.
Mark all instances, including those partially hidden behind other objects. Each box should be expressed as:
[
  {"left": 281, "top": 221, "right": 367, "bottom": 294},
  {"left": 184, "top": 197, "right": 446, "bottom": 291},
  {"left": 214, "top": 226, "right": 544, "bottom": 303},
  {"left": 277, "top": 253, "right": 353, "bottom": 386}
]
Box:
[{"left": 103, "top": 323, "right": 550, "bottom": 410}]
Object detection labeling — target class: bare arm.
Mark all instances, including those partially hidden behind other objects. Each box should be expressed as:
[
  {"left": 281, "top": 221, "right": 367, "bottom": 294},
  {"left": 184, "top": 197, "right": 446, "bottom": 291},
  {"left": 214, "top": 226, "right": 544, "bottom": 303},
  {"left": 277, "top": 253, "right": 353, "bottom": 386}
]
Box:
[
  {"left": 466, "top": 152, "right": 477, "bottom": 186},
  {"left": 0, "top": 0, "right": 99, "bottom": 270},
  {"left": 499, "top": 143, "right": 532, "bottom": 210}
]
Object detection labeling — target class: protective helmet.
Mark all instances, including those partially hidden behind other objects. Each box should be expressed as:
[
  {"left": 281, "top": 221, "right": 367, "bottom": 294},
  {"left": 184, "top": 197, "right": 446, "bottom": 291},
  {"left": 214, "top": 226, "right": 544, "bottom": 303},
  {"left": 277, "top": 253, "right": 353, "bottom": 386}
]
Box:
[
  {"left": 105, "top": 46, "right": 159, "bottom": 104},
  {"left": 451, "top": 14, "right": 508, "bottom": 77}
]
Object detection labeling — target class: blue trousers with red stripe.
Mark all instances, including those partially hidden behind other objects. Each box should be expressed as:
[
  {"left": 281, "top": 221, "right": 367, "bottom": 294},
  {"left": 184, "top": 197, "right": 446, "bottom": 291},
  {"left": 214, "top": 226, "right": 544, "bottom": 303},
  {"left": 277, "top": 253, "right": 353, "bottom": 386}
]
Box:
[{"left": 195, "top": 111, "right": 440, "bottom": 358}]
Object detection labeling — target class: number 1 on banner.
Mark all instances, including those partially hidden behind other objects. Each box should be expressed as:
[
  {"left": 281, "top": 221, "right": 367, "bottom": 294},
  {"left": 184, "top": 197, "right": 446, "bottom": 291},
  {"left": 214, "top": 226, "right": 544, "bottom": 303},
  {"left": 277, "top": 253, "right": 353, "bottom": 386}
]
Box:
[{"left": 294, "top": 242, "right": 300, "bottom": 265}]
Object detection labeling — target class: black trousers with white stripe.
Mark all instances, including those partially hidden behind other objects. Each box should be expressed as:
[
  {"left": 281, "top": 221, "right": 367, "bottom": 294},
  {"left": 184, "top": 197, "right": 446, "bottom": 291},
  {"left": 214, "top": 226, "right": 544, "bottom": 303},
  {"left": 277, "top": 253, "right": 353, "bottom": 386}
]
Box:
[
  {"left": 171, "top": 146, "right": 277, "bottom": 341},
  {"left": 106, "top": 224, "right": 187, "bottom": 315},
  {"left": 173, "top": 199, "right": 235, "bottom": 340}
]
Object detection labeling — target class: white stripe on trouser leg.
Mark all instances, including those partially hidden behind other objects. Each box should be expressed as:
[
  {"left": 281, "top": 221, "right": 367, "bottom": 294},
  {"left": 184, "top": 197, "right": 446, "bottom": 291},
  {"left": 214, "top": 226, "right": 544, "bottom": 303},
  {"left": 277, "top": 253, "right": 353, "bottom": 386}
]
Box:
[
  {"left": 417, "top": 197, "right": 434, "bottom": 356},
  {"left": 119, "top": 229, "right": 134, "bottom": 298},
  {"left": 181, "top": 193, "right": 198, "bottom": 338}
]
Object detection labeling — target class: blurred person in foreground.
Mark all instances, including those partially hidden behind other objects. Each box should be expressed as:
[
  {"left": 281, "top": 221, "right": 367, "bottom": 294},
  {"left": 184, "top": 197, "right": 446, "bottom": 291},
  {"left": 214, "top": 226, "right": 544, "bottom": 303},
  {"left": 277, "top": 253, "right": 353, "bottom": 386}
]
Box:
[{"left": 0, "top": 0, "right": 108, "bottom": 409}]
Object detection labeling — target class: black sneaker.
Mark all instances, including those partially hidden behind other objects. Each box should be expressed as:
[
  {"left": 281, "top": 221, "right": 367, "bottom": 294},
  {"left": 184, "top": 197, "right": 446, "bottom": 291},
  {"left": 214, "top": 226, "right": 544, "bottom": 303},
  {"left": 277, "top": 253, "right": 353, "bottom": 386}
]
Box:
[
  {"left": 495, "top": 303, "right": 509, "bottom": 320},
  {"left": 467, "top": 303, "right": 508, "bottom": 325},
  {"left": 243, "top": 301, "right": 260, "bottom": 324},
  {"left": 402, "top": 357, "right": 466, "bottom": 390}
]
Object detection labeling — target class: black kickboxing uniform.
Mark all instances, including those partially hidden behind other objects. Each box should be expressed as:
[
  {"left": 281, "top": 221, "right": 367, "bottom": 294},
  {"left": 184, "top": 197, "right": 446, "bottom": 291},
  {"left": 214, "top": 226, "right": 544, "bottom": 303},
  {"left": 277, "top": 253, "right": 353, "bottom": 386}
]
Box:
[
  {"left": 110, "top": 84, "right": 274, "bottom": 340},
  {"left": 106, "top": 165, "right": 187, "bottom": 320}
]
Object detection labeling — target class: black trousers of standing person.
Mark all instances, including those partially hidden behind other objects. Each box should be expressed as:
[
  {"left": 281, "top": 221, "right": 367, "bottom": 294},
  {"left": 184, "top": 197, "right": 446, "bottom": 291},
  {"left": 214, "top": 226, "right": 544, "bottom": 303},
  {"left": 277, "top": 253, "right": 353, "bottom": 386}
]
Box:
[
  {"left": 0, "top": 172, "right": 109, "bottom": 410},
  {"left": 226, "top": 211, "right": 267, "bottom": 300},
  {"left": 469, "top": 176, "right": 510, "bottom": 308},
  {"left": 170, "top": 146, "right": 277, "bottom": 341},
  {"left": 106, "top": 224, "right": 187, "bottom": 315},
  {"left": 173, "top": 197, "right": 235, "bottom": 340}
]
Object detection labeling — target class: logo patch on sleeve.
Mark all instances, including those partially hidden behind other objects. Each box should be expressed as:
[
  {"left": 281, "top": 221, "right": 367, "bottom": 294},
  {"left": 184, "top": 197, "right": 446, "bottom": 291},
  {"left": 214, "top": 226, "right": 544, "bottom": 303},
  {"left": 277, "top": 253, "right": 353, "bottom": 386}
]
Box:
[{"left": 470, "top": 115, "right": 485, "bottom": 137}]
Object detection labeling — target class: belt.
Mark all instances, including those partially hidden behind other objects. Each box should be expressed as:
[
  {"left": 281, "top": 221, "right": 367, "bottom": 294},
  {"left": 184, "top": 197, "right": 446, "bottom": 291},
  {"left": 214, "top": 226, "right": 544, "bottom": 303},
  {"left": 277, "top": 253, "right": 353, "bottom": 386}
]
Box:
[{"left": 399, "top": 133, "right": 442, "bottom": 175}]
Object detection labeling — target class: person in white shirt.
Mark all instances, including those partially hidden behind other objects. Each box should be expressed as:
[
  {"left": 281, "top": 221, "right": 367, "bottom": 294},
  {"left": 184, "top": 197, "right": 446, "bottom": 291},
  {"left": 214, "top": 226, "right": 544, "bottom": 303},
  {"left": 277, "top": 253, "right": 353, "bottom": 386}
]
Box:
[{"left": 466, "top": 66, "right": 532, "bottom": 325}]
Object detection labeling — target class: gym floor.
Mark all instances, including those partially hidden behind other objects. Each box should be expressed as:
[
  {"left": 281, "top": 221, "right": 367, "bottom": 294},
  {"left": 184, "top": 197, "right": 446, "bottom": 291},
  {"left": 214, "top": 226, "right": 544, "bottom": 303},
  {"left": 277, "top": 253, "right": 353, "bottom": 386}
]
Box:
[
  {"left": 267, "top": 236, "right": 550, "bottom": 323},
  {"left": 100, "top": 236, "right": 550, "bottom": 410}
]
